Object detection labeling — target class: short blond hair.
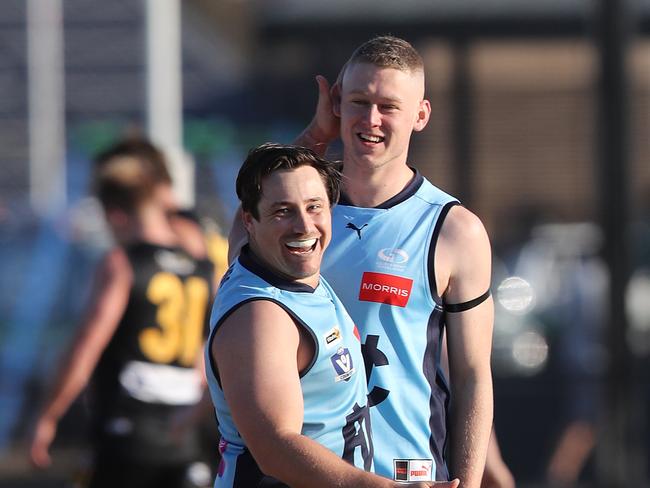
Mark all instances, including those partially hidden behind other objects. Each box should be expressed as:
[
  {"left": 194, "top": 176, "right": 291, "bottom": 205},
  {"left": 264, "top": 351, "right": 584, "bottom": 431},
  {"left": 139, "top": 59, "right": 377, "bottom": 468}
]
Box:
[{"left": 347, "top": 35, "right": 424, "bottom": 73}]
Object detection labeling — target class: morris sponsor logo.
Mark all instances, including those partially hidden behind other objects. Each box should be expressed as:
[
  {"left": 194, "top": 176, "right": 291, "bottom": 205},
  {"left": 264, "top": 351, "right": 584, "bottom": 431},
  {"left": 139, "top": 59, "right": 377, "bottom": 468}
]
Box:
[{"left": 358, "top": 272, "right": 413, "bottom": 307}]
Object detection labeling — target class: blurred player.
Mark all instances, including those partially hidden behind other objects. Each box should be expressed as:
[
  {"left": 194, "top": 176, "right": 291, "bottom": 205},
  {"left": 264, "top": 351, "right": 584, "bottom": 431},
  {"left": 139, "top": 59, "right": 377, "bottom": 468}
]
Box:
[
  {"left": 207, "top": 143, "right": 459, "bottom": 488},
  {"left": 29, "top": 143, "right": 216, "bottom": 488},
  {"left": 94, "top": 138, "right": 217, "bottom": 264}
]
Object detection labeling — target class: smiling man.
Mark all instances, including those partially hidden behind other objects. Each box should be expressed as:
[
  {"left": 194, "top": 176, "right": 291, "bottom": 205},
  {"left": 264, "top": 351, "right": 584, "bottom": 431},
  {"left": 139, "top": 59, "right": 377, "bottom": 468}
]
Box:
[
  {"left": 293, "top": 36, "right": 495, "bottom": 488},
  {"left": 206, "top": 144, "right": 459, "bottom": 488}
]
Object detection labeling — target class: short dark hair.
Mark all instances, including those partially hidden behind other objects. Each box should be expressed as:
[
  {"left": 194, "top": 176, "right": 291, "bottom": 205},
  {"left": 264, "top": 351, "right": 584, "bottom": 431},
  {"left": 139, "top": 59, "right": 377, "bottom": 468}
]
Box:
[
  {"left": 347, "top": 35, "right": 424, "bottom": 73},
  {"left": 236, "top": 143, "right": 342, "bottom": 220}
]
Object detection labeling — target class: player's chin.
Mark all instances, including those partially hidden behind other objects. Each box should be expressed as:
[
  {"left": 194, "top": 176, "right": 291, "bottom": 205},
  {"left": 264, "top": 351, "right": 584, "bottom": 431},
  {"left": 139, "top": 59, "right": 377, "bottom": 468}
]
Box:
[{"left": 288, "top": 259, "right": 321, "bottom": 281}]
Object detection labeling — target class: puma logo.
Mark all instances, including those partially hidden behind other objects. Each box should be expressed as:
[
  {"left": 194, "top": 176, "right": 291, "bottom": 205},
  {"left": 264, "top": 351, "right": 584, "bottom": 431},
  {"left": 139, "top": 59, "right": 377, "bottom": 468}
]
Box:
[{"left": 346, "top": 222, "right": 368, "bottom": 240}]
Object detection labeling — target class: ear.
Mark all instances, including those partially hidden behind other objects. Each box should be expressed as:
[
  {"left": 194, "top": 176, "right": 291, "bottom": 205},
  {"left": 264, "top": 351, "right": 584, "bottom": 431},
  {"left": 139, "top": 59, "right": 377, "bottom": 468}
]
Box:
[
  {"left": 331, "top": 82, "right": 342, "bottom": 118},
  {"left": 413, "top": 99, "right": 431, "bottom": 132},
  {"left": 331, "top": 61, "right": 348, "bottom": 118},
  {"left": 106, "top": 208, "right": 130, "bottom": 228},
  {"left": 241, "top": 209, "right": 255, "bottom": 235}
]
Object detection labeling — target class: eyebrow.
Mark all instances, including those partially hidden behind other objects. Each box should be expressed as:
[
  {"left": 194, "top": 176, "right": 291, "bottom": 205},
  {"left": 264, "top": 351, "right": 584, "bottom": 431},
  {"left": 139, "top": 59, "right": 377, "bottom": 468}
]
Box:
[
  {"left": 346, "top": 90, "right": 403, "bottom": 104},
  {"left": 268, "top": 196, "right": 325, "bottom": 207}
]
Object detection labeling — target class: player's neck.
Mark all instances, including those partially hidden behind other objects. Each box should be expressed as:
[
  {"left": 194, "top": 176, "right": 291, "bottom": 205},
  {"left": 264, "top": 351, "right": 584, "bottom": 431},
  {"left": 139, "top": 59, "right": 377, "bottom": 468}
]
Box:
[{"left": 341, "top": 161, "right": 414, "bottom": 208}]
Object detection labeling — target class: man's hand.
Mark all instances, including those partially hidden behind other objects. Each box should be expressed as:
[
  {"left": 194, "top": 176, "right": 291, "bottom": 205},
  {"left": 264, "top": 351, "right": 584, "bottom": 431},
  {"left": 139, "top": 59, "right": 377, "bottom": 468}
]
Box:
[
  {"left": 294, "top": 75, "right": 341, "bottom": 155},
  {"left": 29, "top": 416, "right": 57, "bottom": 468}
]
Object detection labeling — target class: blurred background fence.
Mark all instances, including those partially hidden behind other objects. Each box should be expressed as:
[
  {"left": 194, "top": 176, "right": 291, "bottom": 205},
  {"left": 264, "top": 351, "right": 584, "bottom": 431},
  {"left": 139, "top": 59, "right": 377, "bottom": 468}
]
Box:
[{"left": 0, "top": 1, "right": 649, "bottom": 486}]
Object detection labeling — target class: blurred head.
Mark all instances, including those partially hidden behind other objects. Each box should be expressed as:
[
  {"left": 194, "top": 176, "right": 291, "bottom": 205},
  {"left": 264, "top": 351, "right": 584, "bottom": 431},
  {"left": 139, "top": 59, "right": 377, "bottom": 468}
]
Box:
[
  {"left": 95, "top": 137, "right": 208, "bottom": 255},
  {"left": 236, "top": 143, "right": 341, "bottom": 286},
  {"left": 335, "top": 36, "right": 431, "bottom": 171},
  {"left": 93, "top": 153, "right": 160, "bottom": 242},
  {"left": 95, "top": 137, "right": 178, "bottom": 210}
]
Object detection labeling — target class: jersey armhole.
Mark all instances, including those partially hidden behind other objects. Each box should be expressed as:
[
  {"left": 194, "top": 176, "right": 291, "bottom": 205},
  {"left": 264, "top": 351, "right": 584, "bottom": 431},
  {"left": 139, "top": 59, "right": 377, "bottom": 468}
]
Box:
[
  {"left": 207, "top": 298, "right": 319, "bottom": 387},
  {"left": 427, "top": 201, "right": 461, "bottom": 306}
]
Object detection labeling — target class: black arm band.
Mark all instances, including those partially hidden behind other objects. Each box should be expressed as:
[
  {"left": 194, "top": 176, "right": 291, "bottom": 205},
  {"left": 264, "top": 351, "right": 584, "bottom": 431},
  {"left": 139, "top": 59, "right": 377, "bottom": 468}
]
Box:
[{"left": 444, "top": 289, "right": 491, "bottom": 313}]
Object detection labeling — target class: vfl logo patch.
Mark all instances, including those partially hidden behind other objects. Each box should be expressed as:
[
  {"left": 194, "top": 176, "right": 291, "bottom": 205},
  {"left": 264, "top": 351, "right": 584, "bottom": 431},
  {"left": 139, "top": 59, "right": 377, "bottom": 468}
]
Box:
[
  {"left": 393, "top": 459, "right": 433, "bottom": 482},
  {"left": 331, "top": 347, "right": 355, "bottom": 382},
  {"left": 323, "top": 325, "right": 342, "bottom": 349},
  {"left": 359, "top": 272, "right": 413, "bottom": 307}
]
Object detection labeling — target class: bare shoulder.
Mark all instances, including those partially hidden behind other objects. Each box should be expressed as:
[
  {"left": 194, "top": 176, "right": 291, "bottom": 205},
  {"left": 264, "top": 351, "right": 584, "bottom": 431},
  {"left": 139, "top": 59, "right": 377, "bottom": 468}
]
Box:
[
  {"left": 90, "top": 247, "right": 133, "bottom": 294},
  {"left": 440, "top": 205, "right": 490, "bottom": 249},
  {"left": 214, "top": 300, "right": 298, "bottom": 350},
  {"left": 437, "top": 205, "right": 492, "bottom": 302},
  {"left": 212, "top": 299, "right": 305, "bottom": 379}
]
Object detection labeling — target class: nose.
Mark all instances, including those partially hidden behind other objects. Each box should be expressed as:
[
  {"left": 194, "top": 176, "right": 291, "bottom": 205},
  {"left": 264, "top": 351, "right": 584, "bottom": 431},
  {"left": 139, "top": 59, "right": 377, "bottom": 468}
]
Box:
[
  {"left": 360, "top": 103, "right": 381, "bottom": 127},
  {"left": 292, "top": 209, "right": 315, "bottom": 235},
  {"left": 362, "top": 104, "right": 381, "bottom": 127}
]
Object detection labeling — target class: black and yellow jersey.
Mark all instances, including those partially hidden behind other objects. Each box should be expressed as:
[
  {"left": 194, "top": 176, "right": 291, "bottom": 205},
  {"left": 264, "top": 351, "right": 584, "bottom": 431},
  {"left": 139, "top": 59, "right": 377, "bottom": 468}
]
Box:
[{"left": 92, "top": 242, "right": 214, "bottom": 463}]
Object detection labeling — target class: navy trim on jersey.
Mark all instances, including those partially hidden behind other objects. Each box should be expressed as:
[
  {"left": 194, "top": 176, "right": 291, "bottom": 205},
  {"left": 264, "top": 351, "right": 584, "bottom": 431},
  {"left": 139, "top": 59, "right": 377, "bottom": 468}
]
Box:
[
  {"left": 423, "top": 307, "right": 451, "bottom": 481},
  {"left": 207, "top": 297, "right": 320, "bottom": 387},
  {"left": 338, "top": 168, "right": 424, "bottom": 209},
  {"left": 239, "top": 245, "right": 317, "bottom": 293},
  {"left": 427, "top": 201, "right": 461, "bottom": 304},
  {"left": 232, "top": 448, "right": 288, "bottom": 487},
  {"left": 444, "top": 289, "right": 491, "bottom": 313}
]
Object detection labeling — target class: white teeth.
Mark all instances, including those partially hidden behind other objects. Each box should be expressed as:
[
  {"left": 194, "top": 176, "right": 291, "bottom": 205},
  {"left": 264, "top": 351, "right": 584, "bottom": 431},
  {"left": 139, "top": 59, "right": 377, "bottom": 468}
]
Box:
[
  {"left": 359, "top": 133, "right": 383, "bottom": 143},
  {"left": 286, "top": 238, "right": 317, "bottom": 249}
]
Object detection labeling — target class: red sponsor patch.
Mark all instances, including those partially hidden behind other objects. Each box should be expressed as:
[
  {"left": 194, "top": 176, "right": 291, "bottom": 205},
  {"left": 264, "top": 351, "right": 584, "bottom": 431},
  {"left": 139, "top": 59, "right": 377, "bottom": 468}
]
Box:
[{"left": 358, "top": 272, "right": 413, "bottom": 307}]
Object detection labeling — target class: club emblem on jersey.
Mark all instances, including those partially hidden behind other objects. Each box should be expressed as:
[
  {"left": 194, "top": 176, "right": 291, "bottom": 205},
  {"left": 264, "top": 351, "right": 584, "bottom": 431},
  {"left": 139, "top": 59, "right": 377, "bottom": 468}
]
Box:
[
  {"left": 378, "top": 248, "right": 409, "bottom": 264},
  {"left": 376, "top": 248, "right": 410, "bottom": 272},
  {"left": 346, "top": 222, "right": 368, "bottom": 239},
  {"left": 323, "top": 325, "right": 342, "bottom": 349},
  {"left": 359, "top": 272, "right": 413, "bottom": 307},
  {"left": 331, "top": 347, "right": 355, "bottom": 382}
]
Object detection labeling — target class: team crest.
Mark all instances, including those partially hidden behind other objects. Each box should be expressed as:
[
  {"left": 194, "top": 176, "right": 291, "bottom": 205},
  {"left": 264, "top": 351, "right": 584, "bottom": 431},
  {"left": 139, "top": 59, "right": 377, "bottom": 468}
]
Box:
[
  {"left": 376, "top": 247, "right": 409, "bottom": 272},
  {"left": 331, "top": 347, "right": 355, "bottom": 382}
]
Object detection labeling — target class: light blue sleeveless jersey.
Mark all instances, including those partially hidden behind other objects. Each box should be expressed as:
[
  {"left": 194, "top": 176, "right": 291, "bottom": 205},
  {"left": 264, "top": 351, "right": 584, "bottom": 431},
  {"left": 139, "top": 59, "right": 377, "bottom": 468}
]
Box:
[
  {"left": 205, "top": 247, "right": 373, "bottom": 487},
  {"left": 321, "top": 171, "right": 459, "bottom": 482}
]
